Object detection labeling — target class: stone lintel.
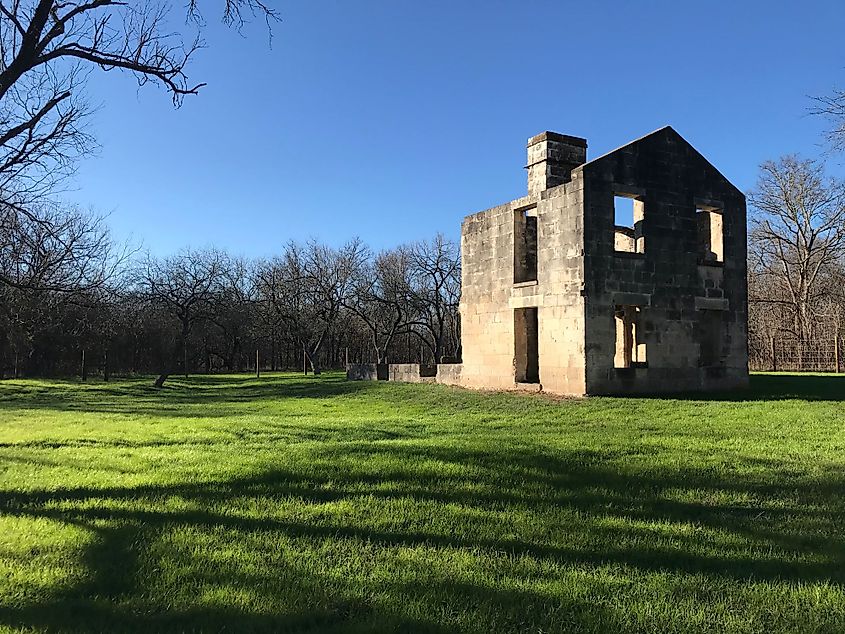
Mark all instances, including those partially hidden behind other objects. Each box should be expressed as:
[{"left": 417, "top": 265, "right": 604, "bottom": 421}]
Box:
[
  {"left": 613, "top": 184, "right": 647, "bottom": 198},
  {"left": 509, "top": 295, "right": 542, "bottom": 309}
]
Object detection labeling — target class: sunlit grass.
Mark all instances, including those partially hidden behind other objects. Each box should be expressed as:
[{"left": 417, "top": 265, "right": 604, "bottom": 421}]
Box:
[{"left": 0, "top": 372, "right": 843, "bottom": 632}]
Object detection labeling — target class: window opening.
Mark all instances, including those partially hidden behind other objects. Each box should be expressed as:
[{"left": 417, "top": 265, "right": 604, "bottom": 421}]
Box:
[
  {"left": 614, "top": 305, "right": 647, "bottom": 368},
  {"left": 514, "top": 307, "right": 540, "bottom": 383}
]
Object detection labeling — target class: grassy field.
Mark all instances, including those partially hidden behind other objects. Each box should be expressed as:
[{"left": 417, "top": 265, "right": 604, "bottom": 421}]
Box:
[{"left": 0, "top": 372, "right": 843, "bottom": 633}]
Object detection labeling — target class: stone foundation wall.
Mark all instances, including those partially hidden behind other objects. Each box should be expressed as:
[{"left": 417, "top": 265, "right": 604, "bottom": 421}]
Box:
[
  {"left": 436, "top": 363, "right": 463, "bottom": 386},
  {"left": 388, "top": 364, "right": 437, "bottom": 383},
  {"left": 348, "top": 364, "right": 440, "bottom": 384}
]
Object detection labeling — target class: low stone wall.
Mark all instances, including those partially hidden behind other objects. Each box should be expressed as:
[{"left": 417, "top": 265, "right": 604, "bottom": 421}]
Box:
[
  {"left": 388, "top": 364, "right": 421, "bottom": 382},
  {"left": 388, "top": 364, "right": 437, "bottom": 383},
  {"left": 347, "top": 363, "right": 460, "bottom": 385},
  {"left": 436, "top": 363, "right": 463, "bottom": 386}
]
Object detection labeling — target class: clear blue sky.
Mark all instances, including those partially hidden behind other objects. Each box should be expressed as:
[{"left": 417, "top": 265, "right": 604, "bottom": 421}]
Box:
[{"left": 67, "top": 0, "right": 845, "bottom": 257}]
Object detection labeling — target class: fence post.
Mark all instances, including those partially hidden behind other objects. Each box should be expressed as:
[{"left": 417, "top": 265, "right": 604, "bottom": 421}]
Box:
[
  {"left": 835, "top": 334, "right": 841, "bottom": 374},
  {"left": 256, "top": 348, "right": 260, "bottom": 378},
  {"left": 81, "top": 349, "right": 87, "bottom": 382}
]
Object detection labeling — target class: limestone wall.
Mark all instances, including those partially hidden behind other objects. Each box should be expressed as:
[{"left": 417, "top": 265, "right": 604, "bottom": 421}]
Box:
[
  {"left": 531, "top": 178, "right": 587, "bottom": 395},
  {"left": 459, "top": 177, "right": 588, "bottom": 395},
  {"left": 459, "top": 194, "right": 536, "bottom": 391},
  {"left": 436, "top": 363, "right": 463, "bottom": 386},
  {"left": 579, "top": 127, "right": 748, "bottom": 394},
  {"left": 388, "top": 364, "right": 437, "bottom": 383},
  {"left": 347, "top": 363, "right": 439, "bottom": 383}
]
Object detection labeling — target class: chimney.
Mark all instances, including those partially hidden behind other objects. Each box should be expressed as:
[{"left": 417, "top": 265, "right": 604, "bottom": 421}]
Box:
[{"left": 525, "top": 131, "right": 587, "bottom": 195}]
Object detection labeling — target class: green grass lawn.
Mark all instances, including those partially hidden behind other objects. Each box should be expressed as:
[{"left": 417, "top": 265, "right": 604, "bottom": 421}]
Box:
[{"left": 0, "top": 373, "right": 844, "bottom": 633}]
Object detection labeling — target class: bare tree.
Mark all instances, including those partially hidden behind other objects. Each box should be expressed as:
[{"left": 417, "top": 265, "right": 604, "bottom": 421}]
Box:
[
  {"left": 0, "top": 201, "right": 124, "bottom": 294},
  {"left": 748, "top": 155, "right": 845, "bottom": 345},
  {"left": 207, "top": 256, "right": 256, "bottom": 372},
  {"left": 811, "top": 87, "right": 845, "bottom": 152},
  {"left": 406, "top": 233, "right": 461, "bottom": 364},
  {"left": 0, "top": 230, "right": 470, "bottom": 379},
  {"left": 136, "top": 247, "right": 228, "bottom": 387},
  {"left": 253, "top": 256, "right": 290, "bottom": 370},
  {"left": 344, "top": 246, "right": 413, "bottom": 364},
  {"left": 0, "top": 2, "right": 277, "bottom": 208},
  {"left": 254, "top": 239, "right": 366, "bottom": 375},
  {"left": 300, "top": 238, "right": 367, "bottom": 373}
]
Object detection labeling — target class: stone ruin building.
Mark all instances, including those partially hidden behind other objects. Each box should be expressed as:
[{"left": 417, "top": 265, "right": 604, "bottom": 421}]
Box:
[{"left": 349, "top": 126, "right": 749, "bottom": 395}]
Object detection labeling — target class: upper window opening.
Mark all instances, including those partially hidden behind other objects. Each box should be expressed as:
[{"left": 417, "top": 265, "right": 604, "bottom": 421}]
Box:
[
  {"left": 696, "top": 204, "right": 724, "bottom": 264},
  {"left": 514, "top": 207, "right": 538, "bottom": 283},
  {"left": 614, "top": 195, "right": 645, "bottom": 254}
]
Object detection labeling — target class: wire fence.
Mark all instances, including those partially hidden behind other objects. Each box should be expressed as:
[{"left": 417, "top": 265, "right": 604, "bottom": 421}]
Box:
[{"left": 749, "top": 334, "right": 844, "bottom": 372}]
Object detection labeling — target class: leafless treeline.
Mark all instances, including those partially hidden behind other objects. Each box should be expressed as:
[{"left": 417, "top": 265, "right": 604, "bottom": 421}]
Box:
[
  {"left": 747, "top": 156, "right": 845, "bottom": 370},
  {"left": 0, "top": 227, "right": 461, "bottom": 383}
]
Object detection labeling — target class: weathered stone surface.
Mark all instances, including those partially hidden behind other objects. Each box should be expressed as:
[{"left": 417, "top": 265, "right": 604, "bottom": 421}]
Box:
[
  {"left": 349, "top": 363, "right": 439, "bottom": 383},
  {"left": 436, "top": 363, "right": 463, "bottom": 386},
  {"left": 388, "top": 364, "right": 437, "bottom": 383}
]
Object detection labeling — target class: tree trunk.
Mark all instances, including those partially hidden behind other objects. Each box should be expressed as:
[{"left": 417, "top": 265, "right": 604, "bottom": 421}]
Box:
[
  {"left": 181, "top": 320, "right": 190, "bottom": 378},
  {"left": 433, "top": 328, "right": 445, "bottom": 364},
  {"left": 305, "top": 347, "right": 321, "bottom": 375},
  {"left": 155, "top": 329, "right": 186, "bottom": 388}
]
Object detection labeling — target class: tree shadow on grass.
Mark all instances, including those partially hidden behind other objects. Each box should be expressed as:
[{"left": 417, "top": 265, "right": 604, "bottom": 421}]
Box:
[
  {"left": 1, "top": 444, "right": 843, "bottom": 632},
  {"left": 632, "top": 373, "right": 845, "bottom": 402},
  {"left": 0, "top": 373, "right": 374, "bottom": 418}
]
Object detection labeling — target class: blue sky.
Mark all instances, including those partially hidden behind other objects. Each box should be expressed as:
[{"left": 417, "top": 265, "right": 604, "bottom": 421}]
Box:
[{"left": 67, "top": 0, "right": 845, "bottom": 257}]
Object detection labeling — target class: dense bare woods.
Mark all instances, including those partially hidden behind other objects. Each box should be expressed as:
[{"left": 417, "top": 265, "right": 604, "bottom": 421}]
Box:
[
  {"left": 747, "top": 157, "right": 845, "bottom": 369},
  {"left": 0, "top": 232, "right": 462, "bottom": 382}
]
